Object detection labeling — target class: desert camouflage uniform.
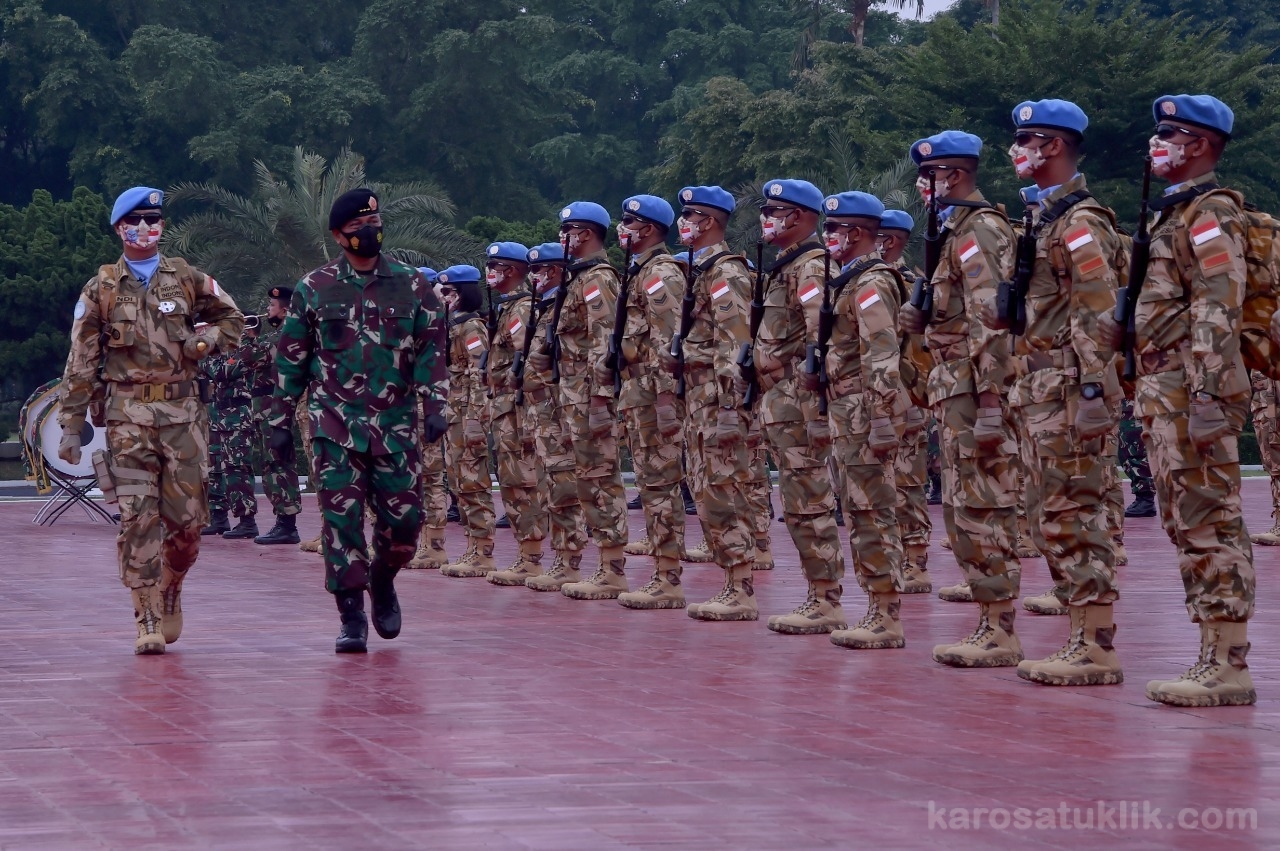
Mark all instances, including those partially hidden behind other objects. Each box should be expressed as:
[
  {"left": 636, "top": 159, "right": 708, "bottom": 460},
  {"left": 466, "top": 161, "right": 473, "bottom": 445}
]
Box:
[
  {"left": 893, "top": 260, "right": 934, "bottom": 572},
  {"left": 246, "top": 322, "right": 301, "bottom": 517},
  {"left": 488, "top": 292, "right": 547, "bottom": 543},
  {"left": 271, "top": 256, "right": 446, "bottom": 593},
  {"left": 1250, "top": 373, "right": 1280, "bottom": 537},
  {"left": 1010, "top": 175, "right": 1122, "bottom": 606},
  {"left": 923, "top": 193, "right": 1021, "bottom": 601},
  {"left": 59, "top": 257, "right": 243, "bottom": 589},
  {"left": 444, "top": 308, "right": 496, "bottom": 540},
  {"left": 1134, "top": 172, "right": 1255, "bottom": 623}
]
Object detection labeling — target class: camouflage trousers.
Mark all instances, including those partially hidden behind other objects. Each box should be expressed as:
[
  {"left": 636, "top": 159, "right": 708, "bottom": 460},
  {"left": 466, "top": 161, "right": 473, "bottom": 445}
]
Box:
[
  {"left": 529, "top": 393, "right": 587, "bottom": 554},
  {"left": 251, "top": 408, "right": 300, "bottom": 516},
  {"left": 894, "top": 424, "right": 931, "bottom": 549},
  {"left": 1138, "top": 376, "right": 1254, "bottom": 623},
  {"left": 566, "top": 399, "right": 628, "bottom": 549},
  {"left": 1254, "top": 406, "right": 1280, "bottom": 522},
  {"left": 313, "top": 437, "right": 422, "bottom": 594},
  {"left": 936, "top": 393, "right": 1020, "bottom": 602},
  {"left": 296, "top": 390, "right": 316, "bottom": 487},
  {"left": 759, "top": 383, "right": 844, "bottom": 582},
  {"left": 207, "top": 423, "right": 227, "bottom": 514},
  {"left": 419, "top": 438, "right": 448, "bottom": 529},
  {"left": 108, "top": 418, "right": 209, "bottom": 589},
  {"left": 1015, "top": 401, "right": 1117, "bottom": 606},
  {"left": 833, "top": 434, "right": 903, "bottom": 594},
  {"left": 445, "top": 417, "right": 495, "bottom": 538},
  {"left": 623, "top": 400, "right": 685, "bottom": 562},
  {"left": 745, "top": 420, "right": 774, "bottom": 536},
  {"left": 1102, "top": 427, "right": 1125, "bottom": 541},
  {"left": 492, "top": 405, "right": 547, "bottom": 545},
  {"left": 1119, "top": 400, "right": 1155, "bottom": 498},
  {"left": 222, "top": 401, "right": 257, "bottom": 519},
  {"left": 684, "top": 381, "right": 753, "bottom": 571}
]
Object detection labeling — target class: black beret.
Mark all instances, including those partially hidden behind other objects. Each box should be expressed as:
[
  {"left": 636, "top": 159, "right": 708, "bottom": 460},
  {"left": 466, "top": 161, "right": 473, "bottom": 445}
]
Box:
[
  {"left": 329, "top": 188, "right": 380, "bottom": 230},
  {"left": 268, "top": 285, "right": 293, "bottom": 301}
]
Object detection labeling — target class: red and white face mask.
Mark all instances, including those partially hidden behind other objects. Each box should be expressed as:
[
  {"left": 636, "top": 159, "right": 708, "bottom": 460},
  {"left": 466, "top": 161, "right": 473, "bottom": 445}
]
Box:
[
  {"left": 117, "top": 221, "right": 162, "bottom": 250},
  {"left": 486, "top": 268, "right": 503, "bottom": 287},
  {"left": 1008, "top": 142, "right": 1047, "bottom": 179},
  {"left": 677, "top": 217, "right": 701, "bottom": 245},
  {"left": 1149, "top": 135, "right": 1188, "bottom": 177}
]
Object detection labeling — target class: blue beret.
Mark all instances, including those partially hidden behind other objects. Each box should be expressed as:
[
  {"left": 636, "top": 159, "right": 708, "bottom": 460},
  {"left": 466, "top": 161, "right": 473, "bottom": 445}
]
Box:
[
  {"left": 527, "top": 243, "right": 566, "bottom": 264},
  {"left": 761, "top": 179, "right": 824, "bottom": 213},
  {"left": 1153, "top": 94, "right": 1234, "bottom": 138},
  {"left": 437, "top": 265, "right": 481, "bottom": 285},
  {"left": 910, "top": 131, "right": 983, "bottom": 165},
  {"left": 622, "top": 195, "right": 675, "bottom": 229},
  {"left": 559, "top": 201, "right": 611, "bottom": 231},
  {"left": 110, "top": 186, "right": 163, "bottom": 226},
  {"left": 416, "top": 267, "right": 438, "bottom": 283},
  {"left": 823, "top": 191, "right": 884, "bottom": 220},
  {"left": 878, "top": 210, "right": 914, "bottom": 233},
  {"left": 1012, "top": 99, "right": 1088, "bottom": 136},
  {"left": 678, "top": 185, "right": 735, "bottom": 215},
  {"left": 486, "top": 242, "right": 530, "bottom": 264}
]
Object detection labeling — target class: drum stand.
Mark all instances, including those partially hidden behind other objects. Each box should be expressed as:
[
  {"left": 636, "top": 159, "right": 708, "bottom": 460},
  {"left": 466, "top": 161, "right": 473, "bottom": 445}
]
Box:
[{"left": 32, "top": 470, "right": 118, "bottom": 526}]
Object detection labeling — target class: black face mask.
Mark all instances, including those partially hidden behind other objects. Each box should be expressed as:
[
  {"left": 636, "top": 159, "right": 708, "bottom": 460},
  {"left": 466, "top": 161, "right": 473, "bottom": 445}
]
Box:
[
  {"left": 344, "top": 224, "right": 383, "bottom": 258},
  {"left": 268, "top": 315, "right": 284, "bottom": 328}
]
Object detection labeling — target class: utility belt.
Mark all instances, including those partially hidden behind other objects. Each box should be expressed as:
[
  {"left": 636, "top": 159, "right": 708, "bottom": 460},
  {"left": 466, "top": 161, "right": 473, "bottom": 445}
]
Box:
[
  {"left": 684, "top": 366, "right": 715, "bottom": 389},
  {"left": 1139, "top": 345, "right": 1190, "bottom": 376},
  {"left": 1015, "top": 348, "right": 1079, "bottom": 380},
  {"left": 524, "top": 385, "right": 552, "bottom": 404},
  {"left": 110, "top": 380, "right": 200, "bottom": 402},
  {"left": 828, "top": 375, "right": 864, "bottom": 397},
  {"left": 929, "top": 340, "right": 971, "bottom": 364}
]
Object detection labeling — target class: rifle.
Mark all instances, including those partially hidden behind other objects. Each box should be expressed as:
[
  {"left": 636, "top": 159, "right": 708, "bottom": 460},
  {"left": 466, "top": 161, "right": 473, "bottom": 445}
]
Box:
[
  {"left": 546, "top": 236, "right": 572, "bottom": 384},
  {"left": 604, "top": 245, "right": 634, "bottom": 396},
  {"left": 997, "top": 208, "right": 1037, "bottom": 335},
  {"left": 805, "top": 248, "right": 835, "bottom": 415},
  {"left": 512, "top": 289, "right": 542, "bottom": 406},
  {"left": 1115, "top": 156, "right": 1153, "bottom": 381},
  {"left": 737, "top": 241, "right": 766, "bottom": 408},
  {"left": 671, "top": 247, "right": 696, "bottom": 399},
  {"left": 478, "top": 283, "right": 498, "bottom": 374},
  {"left": 909, "top": 169, "right": 940, "bottom": 319}
]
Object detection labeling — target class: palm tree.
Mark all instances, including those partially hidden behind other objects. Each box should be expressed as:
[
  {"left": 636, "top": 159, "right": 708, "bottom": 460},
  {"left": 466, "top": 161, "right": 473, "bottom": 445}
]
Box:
[
  {"left": 791, "top": 0, "right": 927, "bottom": 60},
  {"left": 163, "top": 146, "right": 481, "bottom": 306}
]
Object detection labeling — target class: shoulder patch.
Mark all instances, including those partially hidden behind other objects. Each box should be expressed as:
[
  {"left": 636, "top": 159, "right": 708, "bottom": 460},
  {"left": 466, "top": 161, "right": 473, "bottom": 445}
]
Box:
[
  {"left": 958, "top": 239, "right": 980, "bottom": 265},
  {"left": 73, "top": 301, "right": 86, "bottom": 320},
  {"left": 584, "top": 283, "right": 601, "bottom": 303},
  {"left": 1189, "top": 211, "right": 1234, "bottom": 273},
  {"left": 857, "top": 290, "right": 881, "bottom": 311},
  {"left": 798, "top": 281, "right": 821, "bottom": 303}
]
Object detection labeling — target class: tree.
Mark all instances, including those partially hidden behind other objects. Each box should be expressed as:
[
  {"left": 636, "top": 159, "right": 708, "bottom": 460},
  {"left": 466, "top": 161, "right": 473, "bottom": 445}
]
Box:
[{"left": 164, "top": 147, "right": 481, "bottom": 307}]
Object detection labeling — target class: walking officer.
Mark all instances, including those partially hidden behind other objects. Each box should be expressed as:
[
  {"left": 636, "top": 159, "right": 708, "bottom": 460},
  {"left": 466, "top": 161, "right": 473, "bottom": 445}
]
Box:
[{"left": 249, "top": 286, "right": 303, "bottom": 545}]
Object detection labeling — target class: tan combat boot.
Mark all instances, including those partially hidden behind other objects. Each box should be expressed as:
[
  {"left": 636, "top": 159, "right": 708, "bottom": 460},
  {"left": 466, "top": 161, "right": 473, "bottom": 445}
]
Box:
[
  {"left": 830, "top": 591, "right": 905, "bottom": 649},
  {"left": 751, "top": 536, "right": 775, "bottom": 571},
  {"left": 940, "top": 537, "right": 952, "bottom": 550},
  {"left": 624, "top": 536, "right": 653, "bottom": 556},
  {"left": 901, "top": 545, "right": 932, "bottom": 594},
  {"left": 159, "top": 565, "right": 187, "bottom": 644},
  {"left": 932, "top": 600, "right": 1023, "bottom": 668},
  {"left": 1018, "top": 604, "right": 1123, "bottom": 686},
  {"left": 1250, "top": 518, "right": 1280, "bottom": 546},
  {"left": 1015, "top": 535, "right": 1041, "bottom": 560},
  {"left": 1022, "top": 586, "right": 1068, "bottom": 616},
  {"left": 937, "top": 581, "right": 974, "bottom": 603},
  {"left": 440, "top": 537, "right": 496, "bottom": 578},
  {"left": 562, "top": 546, "right": 628, "bottom": 599},
  {"left": 1146, "top": 622, "right": 1256, "bottom": 707},
  {"left": 299, "top": 534, "right": 322, "bottom": 554},
  {"left": 767, "top": 579, "right": 847, "bottom": 635},
  {"left": 526, "top": 550, "right": 583, "bottom": 591},
  {"left": 488, "top": 540, "right": 545, "bottom": 586},
  {"left": 1113, "top": 537, "right": 1129, "bottom": 566},
  {"left": 131, "top": 586, "right": 166, "bottom": 655},
  {"left": 687, "top": 566, "right": 758, "bottom": 621},
  {"left": 407, "top": 526, "right": 448, "bottom": 569},
  {"left": 682, "top": 541, "right": 714, "bottom": 563},
  {"left": 618, "top": 557, "right": 685, "bottom": 609}
]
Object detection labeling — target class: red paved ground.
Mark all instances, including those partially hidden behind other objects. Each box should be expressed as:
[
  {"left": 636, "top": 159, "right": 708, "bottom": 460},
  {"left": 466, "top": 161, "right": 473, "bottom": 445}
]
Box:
[{"left": 2, "top": 481, "right": 1278, "bottom": 849}]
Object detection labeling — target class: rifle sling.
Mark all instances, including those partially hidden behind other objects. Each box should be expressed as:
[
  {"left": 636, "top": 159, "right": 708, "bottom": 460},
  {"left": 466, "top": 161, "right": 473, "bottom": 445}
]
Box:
[
  {"left": 766, "top": 241, "right": 825, "bottom": 274},
  {"left": 1149, "top": 183, "right": 1218, "bottom": 213}
]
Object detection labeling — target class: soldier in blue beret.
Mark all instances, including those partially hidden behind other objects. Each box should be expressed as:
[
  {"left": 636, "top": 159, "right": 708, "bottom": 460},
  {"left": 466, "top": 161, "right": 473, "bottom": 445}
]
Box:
[
  {"left": 558, "top": 202, "right": 612, "bottom": 256},
  {"left": 1008, "top": 99, "right": 1088, "bottom": 180}
]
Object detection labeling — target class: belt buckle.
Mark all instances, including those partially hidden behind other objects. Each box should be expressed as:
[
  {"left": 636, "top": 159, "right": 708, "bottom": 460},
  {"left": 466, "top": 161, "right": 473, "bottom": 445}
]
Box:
[{"left": 140, "top": 383, "right": 164, "bottom": 402}]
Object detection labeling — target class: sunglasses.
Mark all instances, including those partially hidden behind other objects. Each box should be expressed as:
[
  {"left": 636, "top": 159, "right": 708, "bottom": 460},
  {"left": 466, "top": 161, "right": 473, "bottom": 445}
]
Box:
[
  {"left": 1154, "top": 123, "right": 1202, "bottom": 141},
  {"left": 821, "top": 222, "right": 859, "bottom": 234},
  {"left": 619, "top": 214, "right": 650, "bottom": 227},
  {"left": 120, "top": 213, "right": 162, "bottom": 226},
  {"left": 680, "top": 207, "right": 714, "bottom": 219},
  {"left": 759, "top": 205, "right": 797, "bottom": 218},
  {"left": 916, "top": 164, "right": 970, "bottom": 179},
  {"left": 486, "top": 261, "right": 518, "bottom": 272},
  {"left": 559, "top": 223, "right": 592, "bottom": 234},
  {"left": 1013, "top": 131, "right": 1056, "bottom": 146}
]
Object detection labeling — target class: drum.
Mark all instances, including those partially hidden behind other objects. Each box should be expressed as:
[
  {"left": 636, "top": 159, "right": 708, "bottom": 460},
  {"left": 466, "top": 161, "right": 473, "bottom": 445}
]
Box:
[{"left": 21, "top": 379, "right": 107, "bottom": 479}]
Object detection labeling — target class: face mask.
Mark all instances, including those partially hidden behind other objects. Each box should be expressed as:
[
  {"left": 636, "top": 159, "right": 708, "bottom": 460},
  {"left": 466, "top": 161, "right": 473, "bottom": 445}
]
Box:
[
  {"left": 677, "top": 217, "right": 701, "bottom": 245},
  {"left": 824, "top": 231, "right": 848, "bottom": 256},
  {"left": 118, "top": 221, "right": 162, "bottom": 250},
  {"left": 486, "top": 268, "right": 502, "bottom": 287},
  {"left": 344, "top": 224, "right": 382, "bottom": 258},
  {"left": 1008, "top": 142, "right": 1047, "bottom": 178},
  {"left": 616, "top": 225, "right": 641, "bottom": 250},
  {"left": 531, "top": 271, "right": 550, "bottom": 291},
  {"left": 915, "top": 176, "right": 934, "bottom": 205},
  {"left": 760, "top": 215, "right": 787, "bottom": 242},
  {"left": 1149, "top": 136, "right": 1187, "bottom": 177},
  {"left": 268, "top": 315, "right": 284, "bottom": 329}
]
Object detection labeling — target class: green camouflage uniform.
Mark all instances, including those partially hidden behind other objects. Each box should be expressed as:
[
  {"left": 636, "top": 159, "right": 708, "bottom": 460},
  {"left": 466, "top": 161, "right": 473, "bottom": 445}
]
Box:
[
  {"left": 59, "top": 257, "right": 244, "bottom": 588},
  {"left": 1119, "top": 400, "right": 1156, "bottom": 498},
  {"left": 203, "top": 352, "right": 230, "bottom": 514},
  {"left": 246, "top": 322, "right": 300, "bottom": 516},
  {"left": 216, "top": 349, "right": 256, "bottom": 520},
  {"left": 270, "top": 256, "right": 447, "bottom": 594}
]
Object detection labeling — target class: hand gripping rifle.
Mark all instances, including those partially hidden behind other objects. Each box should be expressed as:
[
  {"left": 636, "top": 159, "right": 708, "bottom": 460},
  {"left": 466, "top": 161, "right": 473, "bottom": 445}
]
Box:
[
  {"left": 805, "top": 247, "right": 835, "bottom": 415},
  {"left": 512, "top": 288, "right": 542, "bottom": 406},
  {"left": 997, "top": 208, "right": 1037, "bottom": 335},
  {"left": 909, "top": 169, "right": 941, "bottom": 321},
  {"left": 737, "top": 242, "right": 766, "bottom": 408},
  {"left": 1114, "top": 156, "right": 1153, "bottom": 381},
  {"left": 605, "top": 245, "right": 634, "bottom": 396},
  {"left": 671, "top": 247, "right": 696, "bottom": 399},
  {"left": 545, "top": 235, "right": 572, "bottom": 385}
]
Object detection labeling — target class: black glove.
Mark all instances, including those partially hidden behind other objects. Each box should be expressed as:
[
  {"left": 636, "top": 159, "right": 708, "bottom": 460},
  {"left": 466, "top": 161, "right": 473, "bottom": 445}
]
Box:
[
  {"left": 423, "top": 413, "right": 448, "bottom": 444},
  {"left": 269, "top": 426, "right": 296, "bottom": 465}
]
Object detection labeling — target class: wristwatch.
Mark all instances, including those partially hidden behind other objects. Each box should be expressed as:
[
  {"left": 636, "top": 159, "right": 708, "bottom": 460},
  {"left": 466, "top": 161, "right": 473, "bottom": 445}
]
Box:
[{"left": 1080, "top": 383, "right": 1103, "bottom": 401}]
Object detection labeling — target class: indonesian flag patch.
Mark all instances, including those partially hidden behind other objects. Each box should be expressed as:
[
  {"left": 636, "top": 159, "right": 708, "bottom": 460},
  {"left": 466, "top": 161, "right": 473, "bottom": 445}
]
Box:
[
  {"left": 958, "top": 239, "right": 980, "bottom": 264},
  {"left": 711, "top": 282, "right": 731, "bottom": 301},
  {"left": 1065, "top": 227, "right": 1094, "bottom": 252},
  {"left": 465, "top": 335, "right": 483, "bottom": 351},
  {"left": 507, "top": 317, "right": 523, "bottom": 335},
  {"left": 209, "top": 277, "right": 221, "bottom": 296},
  {"left": 857, "top": 290, "right": 881, "bottom": 311},
  {"left": 799, "top": 281, "right": 821, "bottom": 303},
  {"left": 584, "top": 283, "right": 601, "bottom": 303},
  {"left": 645, "top": 276, "right": 664, "bottom": 296},
  {"left": 1191, "top": 217, "right": 1223, "bottom": 246}
]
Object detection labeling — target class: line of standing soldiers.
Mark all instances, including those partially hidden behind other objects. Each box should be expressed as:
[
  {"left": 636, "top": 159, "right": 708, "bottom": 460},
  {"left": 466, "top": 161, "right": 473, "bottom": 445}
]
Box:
[{"left": 410, "top": 92, "right": 1262, "bottom": 710}]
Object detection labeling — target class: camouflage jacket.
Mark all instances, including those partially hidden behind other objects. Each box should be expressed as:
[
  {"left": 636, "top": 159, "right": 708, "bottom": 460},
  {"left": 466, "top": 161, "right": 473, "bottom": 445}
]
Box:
[
  {"left": 60, "top": 255, "right": 244, "bottom": 431},
  {"left": 619, "top": 245, "right": 684, "bottom": 410},
  {"left": 1251, "top": 370, "right": 1276, "bottom": 420},
  {"left": 1010, "top": 174, "right": 1123, "bottom": 409},
  {"left": 824, "top": 257, "right": 905, "bottom": 436},
  {"left": 683, "top": 242, "right": 753, "bottom": 411},
  {"left": 923, "top": 191, "right": 1016, "bottom": 404},
  {"left": 557, "top": 251, "right": 618, "bottom": 407},
  {"left": 246, "top": 323, "right": 284, "bottom": 416},
  {"left": 754, "top": 238, "right": 833, "bottom": 424},
  {"left": 270, "top": 254, "right": 447, "bottom": 455},
  {"left": 1135, "top": 171, "right": 1250, "bottom": 406},
  {"left": 488, "top": 291, "right": 533, "bottom": 419},
  {"left": 522, "top": 288, "right": 558, "bottom": 400},
  {"left": 446, "top": 311, "right": 488, "bottom": 425}
]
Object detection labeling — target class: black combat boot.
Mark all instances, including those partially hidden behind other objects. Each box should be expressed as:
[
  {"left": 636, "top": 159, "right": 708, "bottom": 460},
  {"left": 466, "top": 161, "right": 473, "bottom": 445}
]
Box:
[
  {"left": 495, "top": 513, "right": 511, "bottom": 529},
  {"left": 446, "top": 494, "right": 461, "bottom": 523},
  {"left": 202, "top": 509, "right": 230, "bottom": 536},
  {"left": 368, "top": 564, "right": 402, "bottom": 640},
  {"left": 222, "top": 515, "right": 259, "bottom": 539},
  {"left": 334, "top": 590, "right": 368, "bottom": 653},
  {"left": 1125, "top": 495, "right": 1157, "bottom": 518},
  {"left": 254, "top": 513, "right": 300, "bottom": 545},
  {"left": 627, "top": 492, "right": 642, "bottom": 510},
  {"left": 834, "top": 498, "right": 846, "bottom": 527},
  {"left": 681, "top": 481, "right": 698, "bottom": 516},
  {"left": 927, "top": 474, "right": 943, "bottom": 506}
]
